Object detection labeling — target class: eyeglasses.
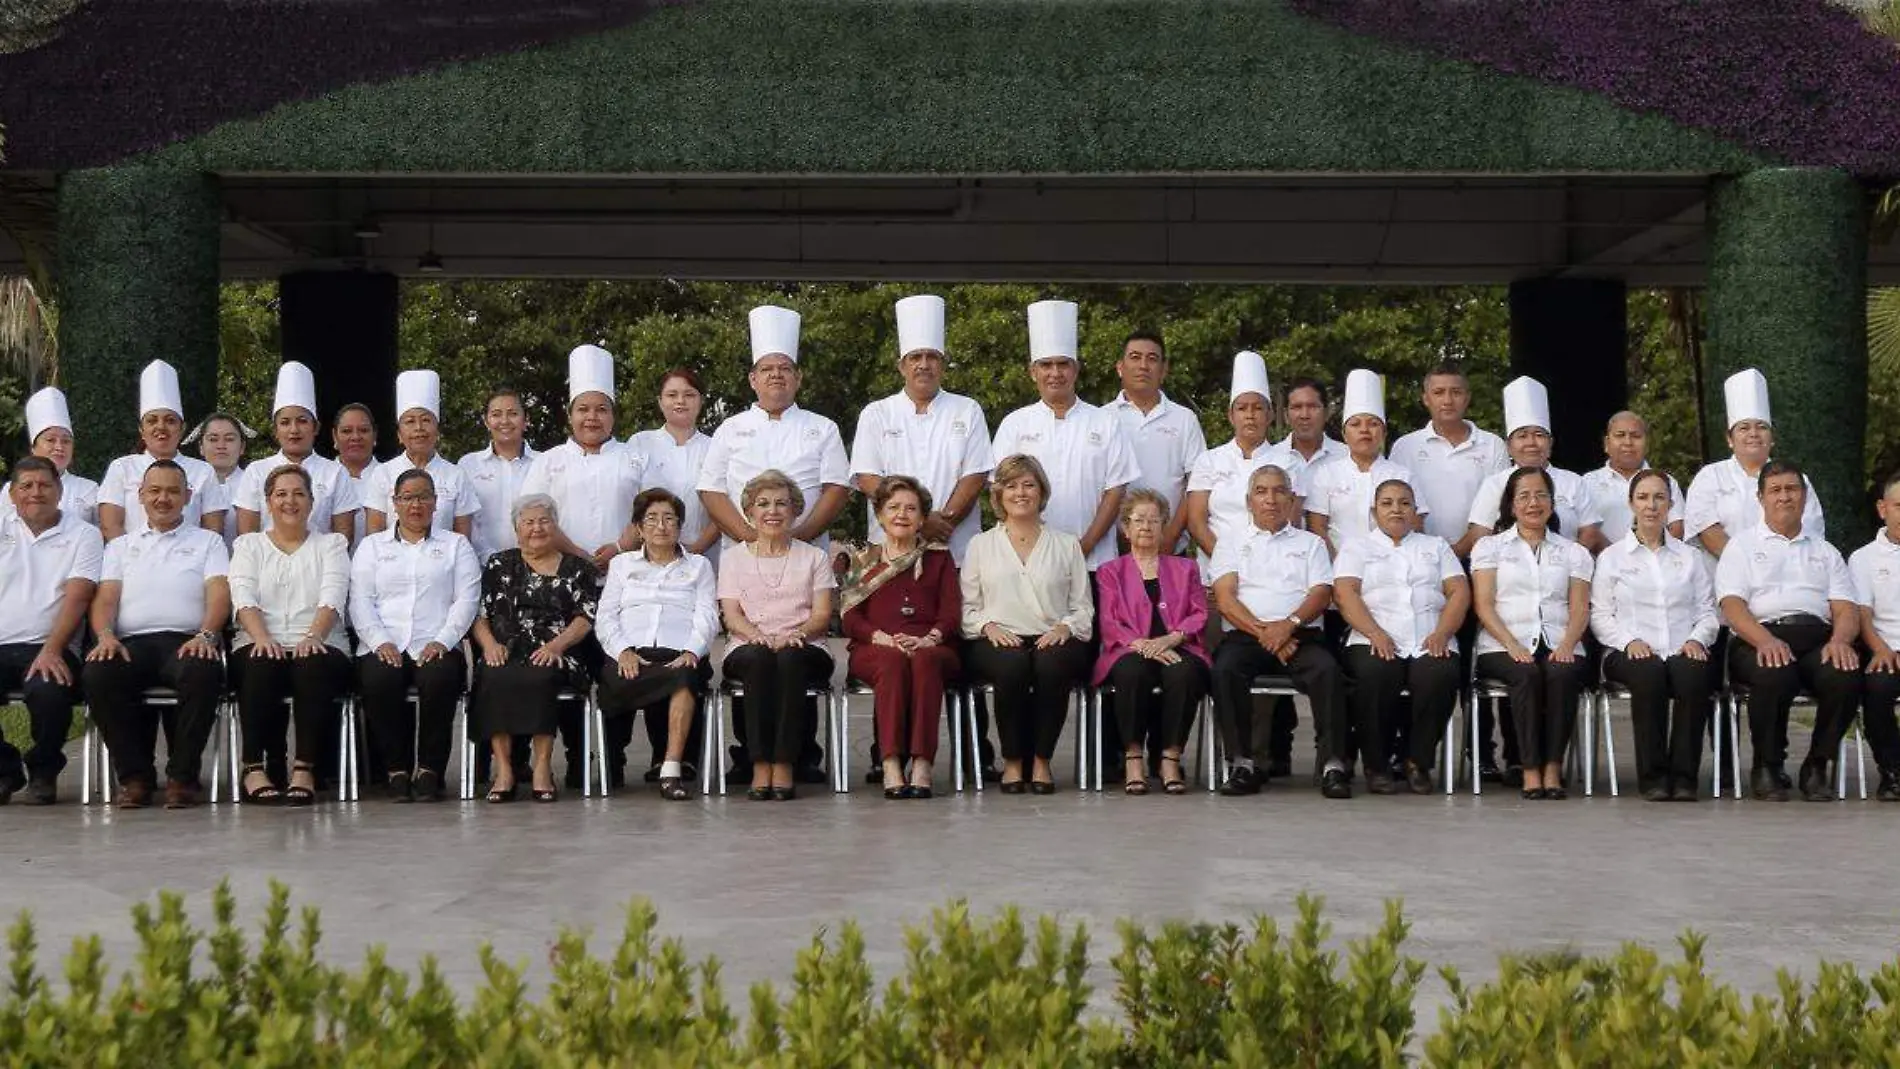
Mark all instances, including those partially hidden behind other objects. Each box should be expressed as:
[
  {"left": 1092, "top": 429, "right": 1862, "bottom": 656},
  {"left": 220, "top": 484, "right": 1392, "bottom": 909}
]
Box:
[
  {"left": 1513, "top": 492, "right": 1553, "bottom": 503},
  {"left": 641, "top": 513, "right": 680, "bottom": 528},
  {"left": 395, "top": 493, "right": 436, "bottom": 504}
]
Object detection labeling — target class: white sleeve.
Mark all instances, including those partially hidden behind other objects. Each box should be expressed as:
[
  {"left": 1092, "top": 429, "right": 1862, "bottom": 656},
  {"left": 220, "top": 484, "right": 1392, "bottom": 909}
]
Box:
[
  {"left": 819, "top": 423, "right": 851, "bottom": 487},
  {"left": 848, "top": 404, "right": 885, "bottom": 478},
  {"left": 1466, "top": 475, "right": 1502, "bottom": 532},
  {"left": 1713, "top": 538, "right": 1749, "bottom": 603},
  {"left": 1682, "top": 467, "right": 1721, "bottom": 541},
  {"left": 101, "top": 538, "right": 127, "bottom": 583},
  {"left": 1827, "top": 547, "right": 1857, "bottom": 604},
  {"left": 437, "top": 538, "right": 482, "bottom": 648},
  {"left": 348, "top": 545, "right": 388, "bottom": 650},
  {"left": 1851, "top": 547, "right": 1876, "bottom": 608},
  {"left": 696, "top": 428, "right": 734, "bottom": 494},
  {"left": 962, "top": 403, "right": 995, "bottom": 478},
  {"left": 594, "top": 558, "right": 629, "bottom": 659},
  {"left": 97, "top": 459, "right": 129, "bottom": 515},
  {"left": 1332, "top": 538, "right": 1367, "bottom": 580},
  {"left": 1588, "top": 548, "right": 1630, "bottom": 652},
  {"left": 520, "top": 452, "right": 553, "bottom": 499}
]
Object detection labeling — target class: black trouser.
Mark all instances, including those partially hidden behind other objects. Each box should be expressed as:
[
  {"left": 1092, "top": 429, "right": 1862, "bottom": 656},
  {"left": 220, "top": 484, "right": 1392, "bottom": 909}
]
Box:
[
  {"left": 82, "top": 632, "right": 223, "bottom": 787},
  {"left": 1212, "top": 629, "right": 1349, "bottom": 767},
  {"left": 1344, "top": 646, "right": 1461, "bottom": 774},
  {"left": 965, "top": 635, "right": 1090, "bottom": 761},
  {"left": 1604, "top": 649, "right": 1714, "bottom": 793},
  {"left": 0, "top": 642, "right": 80, "bottom": 785},
  {"left": 1105, "top": 652, "right": 1209, "bottom": 755},
  {"left": 358, "top": 650, "right": 466, "bottom": 777},
  {"left": 1859, "top": 666, "right": 1900, "bottom": 772},
  {"left": 595, "top": 647, "right": 710, "bottom": 767},
  {"left": 723, "top": 644, "right": 833, "bottom": 765},
  {"left": 1476, "top": 649, "right": 1583, "bottom": 769},
  {"left": 1728, "top": 621, "right": 1862, "bottom": 770},
  {"left": 231, "top": 645, "right": 351, "bottom": 770}
]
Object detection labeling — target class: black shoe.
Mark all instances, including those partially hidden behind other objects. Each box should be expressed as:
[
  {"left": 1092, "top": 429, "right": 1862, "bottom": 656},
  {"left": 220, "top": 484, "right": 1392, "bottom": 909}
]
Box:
[
  {"left": 866, "top": 766, "right": 884, "bottom": 785},
  {"left": 1219, "top": 767, "right": 1262, "bottom": 796},
  {"left": 884, "top": 785, "right": 907, "bottom": 800},
  {"left": 1772, "top": 765, "right": 1795, "bottom": 790},
  {"left": 1320, "top": 767, "right": 1352, "bottom": 799},
  {"left": 794, "top": 764, "right": 828, "bottom": 785},
  {"left": 1501, "top": 764, "right": 1524, "bottom": 789},
  {"left": 1879, "top": 770, "right": 1900, "bottom": 802},
  {"left": 1670, "top": 783, "right": 1699, "bottom": 802},
  {"left": 998, "top": 779, "right": 1027, "bottom": 795},
  {"left": 412, "top": 769, "right": 442, "bottom": 802},
  {"left": 644, "top": 764, "right": 662, "bottom": 784},
  {"left": 387, "top": 771, "right": 413, "bottom": 803},
  {"left": 0, "top": 770, "right": 23, "bottom": 805},
  {"left": 1544, "top": 784, "right": 1568, "bottom": 800},
  {"left": 1367, "top": 773, "right": 1399, "bottom": 796},
  {"left": 1266, "top": 757, "right": 1293, "bottom": 779},
  {"left": 1029, "top": 780, "right": 1055, "bottom": 795},
  {"left": 608, "top": 766, "right": 627, "bottom": 790},
  {"left": 1641, "top": 786, "right": 1671, "bottom": 803},
  {"left": 770, "top": 786, "right": 797, "bottom": 801},
  {"left": 1752, "top": 767, "right": 1789, "bottom": 802},
  {"left": 1477, "top": 758, "right": 1502, "bottom": 784},
  {"left": 22, "top": 777, "right": 56, "bottom": 806},
  {"left": 747, "top": 786, "right": 772, "bottom": 801},
  {"left": 1406, "top": 764, "right": 1435, "bottom": 794},
  {"left": 1798, "top": 761, "right": 1835, "bottom": 802},
  {"left": 907, "top": 786, "right": 934, "bottom": 800}
]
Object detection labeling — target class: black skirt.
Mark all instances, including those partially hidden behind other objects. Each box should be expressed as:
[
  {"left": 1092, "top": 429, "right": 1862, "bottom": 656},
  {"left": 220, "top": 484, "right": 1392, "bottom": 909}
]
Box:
[{"left": 474, "top": 661, "right": 578, "bottom": 737}]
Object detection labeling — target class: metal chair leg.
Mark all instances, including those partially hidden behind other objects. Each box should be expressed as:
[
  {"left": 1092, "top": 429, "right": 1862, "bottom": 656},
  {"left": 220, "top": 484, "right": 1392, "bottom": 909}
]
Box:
[
  {"left": 591, "top": 697, "right": 611, "bottom": 798},
  {"left": 1470, "top": 690, "right": 1483, "bottom": 796},
  {"left": 966, "top": 690, "right": 983, "bottom": 793},
  {"left": 1857, "top": 725, "right": 1868, "bottom": 799},
  {"left": 1709, "top": 695, "right": 1723, "bottom": 800},
  {"left": 837, "top": 692, "right": 849, "bottom": 794},
  {"left": 1203, "top": 699, "right": 1219, "bottom": 793},
  {"left": 715, "top": 692, "right": 729, "bottom": 797},
  {"left": 699, "top": 694, "right": 716, "bottom": 797},
  {"left": 1090, "top": 689, "right": 1104, "bottom": 792},
  {"left": 1582, "top": 694, "right": 1596, "bottom": 797},
  {"left": 1602, "top": 694, "right": 1620, "bottom": 797},
  {"left": 1729, "top": 698, "right": 1744, "bottom": 801}
]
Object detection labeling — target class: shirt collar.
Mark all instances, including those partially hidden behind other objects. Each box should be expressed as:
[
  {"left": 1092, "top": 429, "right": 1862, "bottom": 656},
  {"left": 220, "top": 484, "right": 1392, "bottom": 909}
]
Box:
[
  {"left": 1878, "top": 529, "right": 1900, "bottom": 553},
  {"left": 482, "top": 442, "right": 533, "bottom": 463},
  {"left": 389, "top": 525, "right": 434, "bottom": 545},
  {"left": 750, "top": 402, "right": 802, "bottom": 421},
  {"left": 1111, "top": 390, "right": 1171, "bottom": 414},
  {"left": 1248, "top": 519, "right": 1298, "bottom": 540}
]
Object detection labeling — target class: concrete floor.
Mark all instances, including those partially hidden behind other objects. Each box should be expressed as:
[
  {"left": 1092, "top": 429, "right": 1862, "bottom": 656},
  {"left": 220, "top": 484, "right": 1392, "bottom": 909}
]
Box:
[{"left": 2, "top": 706, "right": 1898, "bottom": 1026}]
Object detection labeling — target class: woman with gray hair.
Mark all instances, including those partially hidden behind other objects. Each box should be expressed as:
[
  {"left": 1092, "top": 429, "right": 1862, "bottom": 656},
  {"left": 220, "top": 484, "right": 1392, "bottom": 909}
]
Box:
[{"left": 470, "top": 493, "right": 600, "bottom": 802}]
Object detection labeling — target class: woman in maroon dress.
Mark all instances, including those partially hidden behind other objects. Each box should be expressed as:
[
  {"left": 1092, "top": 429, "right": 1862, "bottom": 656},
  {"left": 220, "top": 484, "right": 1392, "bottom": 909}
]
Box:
[{"left": 841, "top": 476, "right": 961, "bottom": 799}]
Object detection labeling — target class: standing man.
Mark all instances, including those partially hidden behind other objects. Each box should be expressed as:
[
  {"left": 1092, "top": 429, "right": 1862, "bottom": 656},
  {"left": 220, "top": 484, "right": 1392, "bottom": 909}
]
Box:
[
  {"left": 1106, "top": 330, "right": 1206, "bottom": 552},
  {"left": 457, "top": 387, "right": 539, "bottom": 563},
  {"left": 0, "top": 457, "right": 104, "bottom": 805},
  {"left": 233, "top": 362, "right": 360, "bottom": 540},
  {"left": 1581, "top": 411, "right": 1684, "bottom": 543},
  {"left": 1460, "top": 377, "right": 1606, "bottom": 557},
  {"left": 1279, "top": 377, "right": 1346, "bottom": 476},
  {"left": 1391, "top": 362, "right": 1512, "bottom": 551}
]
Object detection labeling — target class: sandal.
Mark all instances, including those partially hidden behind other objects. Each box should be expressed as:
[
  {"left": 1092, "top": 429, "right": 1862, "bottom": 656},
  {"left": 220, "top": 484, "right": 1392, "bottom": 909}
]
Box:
[
  {"left": 1124, "top": 756, "right": 1149, "bottom": 795},
  {"left": 1161, "top": 756, "right": 1188, "bottom": 795},
  {"left": 240, "top": 763, "right": 283, "bottom": 806},
  {"left": 659, "top": 776, "right": 689, "bottom": 801},
  {"left": 283, "top": 763, "right": 317, "bottom": 808},
  {"left": 530, "top": 787, "right": 558, "bottom": 803},
  {"left": 486, "top": 783, "right": 519, "bottom": 804}
]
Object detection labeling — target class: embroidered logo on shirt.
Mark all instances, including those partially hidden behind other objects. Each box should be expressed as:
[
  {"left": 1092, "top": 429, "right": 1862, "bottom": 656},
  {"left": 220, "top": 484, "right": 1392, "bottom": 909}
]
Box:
[
  {"left": 951, "top": 420, "right": 969, "bottom": 436},
  {"left": 1087, "top": 431, "right": 1103, "bottom": 446}
]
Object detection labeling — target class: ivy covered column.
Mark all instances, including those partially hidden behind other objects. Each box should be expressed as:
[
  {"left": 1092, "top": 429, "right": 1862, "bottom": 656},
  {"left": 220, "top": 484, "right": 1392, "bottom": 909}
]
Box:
[
  {"left": 1707, "top": 167, "right": 1869, "bottom": 548},
  {"left": 57, "top": 166, "right": 222, "bottom": 476}
]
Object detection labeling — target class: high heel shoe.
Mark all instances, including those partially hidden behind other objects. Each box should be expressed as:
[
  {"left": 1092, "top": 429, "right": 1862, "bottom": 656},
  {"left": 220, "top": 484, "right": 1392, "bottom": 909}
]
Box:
[{"left": 770, "top": 786, "right": 797, "bottom": 801}]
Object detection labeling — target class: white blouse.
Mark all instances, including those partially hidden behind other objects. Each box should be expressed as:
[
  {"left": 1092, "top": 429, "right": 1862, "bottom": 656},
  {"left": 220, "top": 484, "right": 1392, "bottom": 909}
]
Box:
[
  {"left": 596, "top": 547, "right": 719, "bottom": 660},
  {"left": 347, "top": 529, "right": 482, "bottom": 657},
  {"left": 228, "top": 530, "right": 352, "bottom": 652},
  {"left": 1470, "top": 527, "right": 1594, "bottom": 656},
  {"left": 1334, "top": 531, "right": 1464, "bottom": 657},
  {"left": 959, "top": 525, "right": 1094, "bottom": 641},
  {"left": 1589, "top": 532, "right": 1719, "bottom": 655}
]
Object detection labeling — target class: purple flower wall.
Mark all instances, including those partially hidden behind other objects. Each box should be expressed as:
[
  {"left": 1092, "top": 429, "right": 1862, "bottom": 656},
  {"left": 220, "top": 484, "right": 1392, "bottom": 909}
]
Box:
[{"left": 1288, "top": 0, "right": 1900, "bottom": 175}]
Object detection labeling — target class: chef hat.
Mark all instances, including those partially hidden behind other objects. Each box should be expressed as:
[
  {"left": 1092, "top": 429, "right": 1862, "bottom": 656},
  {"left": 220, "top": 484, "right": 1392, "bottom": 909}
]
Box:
[
  {"left": 1229, "top": 351, "right": 1271, "bottom": 403},
  {"left": 395, "top": 369, "right": 441, "bottom": 420},
  {"left": 1723, "top": 368, "right": 1772, "bottom": 428},
  {"left": 24, "top": 387, "right": 71, "bottom": 443},
  {"left": 272, "top": 361, "right": 319, "bottom": 418},
  {"left": 749, "top": 305, "right": 801, "bottom": 364},
  {"left": 567, "top": 344, "right": 617, "bottom": 403},
  {"left": 1342, "top": 368, "right": 1385, "bottom": 423},
  {"left": 1027, "top": 300, "right": 1078, "bottom": 363},
  {"left": 895, "top": 294, "right": 946, "bottom": 359},
  {"left": 1502, "top": 376, "right": 1551, "bottom": 436},
  {"left": 138, "top": 360, "right": 184, "bottom": 419}
]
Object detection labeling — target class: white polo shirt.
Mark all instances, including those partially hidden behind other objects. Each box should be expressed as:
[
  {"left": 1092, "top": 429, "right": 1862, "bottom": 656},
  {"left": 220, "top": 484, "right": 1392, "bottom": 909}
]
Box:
[
  {"left": 1277, "top": 434, "right": 1346, "bottom": 473},
  {"left": 520, "top": 439, "right": 649, "bottom": 557},
  {"left": 698, "top": 403, "right": 851, "bottom": 552},
  {"left": 347, "top": 528, "right": 482, "bottom": 657},
  {"left": 456, "top": 443, "right": 538, "bottom": 561},
  {"left": 1466, "top": 464, "right": 1603, "bottom": 542},
  {"left": 362, "top": 452, "right": 482, "bottom": 534},
  {"left": 595, "top": 547, "right": 719, "bottom": 660},
  {"left": 1208, "top": 520, "right": 1333, "bottom": 625},
  {"left": 1334, "top": 530, "right": 1464, "bottom": 656},
  {"left": 1106, "top": 390, "right": 1207, "bottom": 519},
  {"left": 1186, "top": 438, "right": 1307, "bottom": 584},
  {"left": 627, "top": 429, "right": 714, "bottom": 560},
  {"left": 1469, "top": 527, "right": 1594, "bottom": 656},
  {"left": 991, "top": 398, "right": 1141, "bottom": 570},
  {"left": 1683, "top": 457, "right": 1826, "bottom": 551},
  {"left": 1851, "top": 530, "right": 1900, "bottom": 648},
  {"left": 98, "top": 452, "right": 228, "bottom": 536},
  {"left": 0, "top": 472, "right": 99, "bottom": 527},
  {"left": 1581, "top": 464, "right": 1685, "bottom": 540},
  {"left": 102, "top": 523, "right": 228, "bottom": 637},
  {"left": 1389, "top": 421, "right": 1511, "bottom": 543},
  {"left": 1303, "top": 455, "right": 1432, "bottom": 551},
  {"left": 0, "top": 509, "right": 104, "bottom": 647},
  {"left": 1715, "top": 525, "right": 1852, "bottom": 623},
  {"left": 1588, "top": 532, "right": 1718, "bottom": 654},
  {"left": 232, "top": 452, "right": 360, "bottom": 534},
  {"left": 850, "top": 389, "right": 992, "bottom": 562}
]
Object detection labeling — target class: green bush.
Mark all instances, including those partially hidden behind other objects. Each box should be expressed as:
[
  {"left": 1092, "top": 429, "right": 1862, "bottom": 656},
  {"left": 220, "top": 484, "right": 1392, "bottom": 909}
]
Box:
[{"left": 2, "top": 885, "right": 1897, "bottom": 1067}]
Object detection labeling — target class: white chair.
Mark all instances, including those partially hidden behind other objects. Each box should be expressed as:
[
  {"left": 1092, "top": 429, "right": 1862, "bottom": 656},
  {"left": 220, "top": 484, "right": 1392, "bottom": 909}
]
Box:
[
  {"left": 960, "top": 682, "right": 1089, "bottom": 789},
  {"left": 838, "top": 679, "right": 977, "bottom": 794},
  {"left": 1466, "top": 665, "right": 1595, "bottom": 796},
  {"left": 1718, "top": 681, "right": 1866, "bottom": 801},
  {"left": 699, "top": 680, "right": 840, "bottom": 796},
  {"left": 1085, "top": 683, "right": 1218, "bottom": 792}
]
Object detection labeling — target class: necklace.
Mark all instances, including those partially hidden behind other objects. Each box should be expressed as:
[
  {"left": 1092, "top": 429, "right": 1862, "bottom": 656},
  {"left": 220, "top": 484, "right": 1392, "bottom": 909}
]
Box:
[{"left": 755, "top": 545, "right": 793, "bottom": 590}]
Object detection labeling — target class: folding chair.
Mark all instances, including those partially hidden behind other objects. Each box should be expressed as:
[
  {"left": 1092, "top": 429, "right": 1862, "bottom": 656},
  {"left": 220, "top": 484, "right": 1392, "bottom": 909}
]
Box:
[
  {"left": 960, "top": 682, "right": 1090, "bottom": 788},
  {"left": 1466, "top": 660, "right": 1595, "bottom": 796},
  {"left": 1720, "top": 674, "right": 1866, "bottom": 801},
  {"left": 1086, "top": 683, "right": 1217, "bottom": 792},
  {"left": 840, "top": 678, "right": 975, "bottom": 793},
  {"left": 460, "top": 687, "right": 592, "bottom": 796},
  {"left": 699, "top": 679, "right": 840, "bottom": 796}
]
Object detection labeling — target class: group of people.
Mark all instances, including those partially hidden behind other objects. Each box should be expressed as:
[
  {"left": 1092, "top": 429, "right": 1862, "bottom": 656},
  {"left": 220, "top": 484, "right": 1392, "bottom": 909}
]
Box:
[{"left": 1, "top": 292, "right": 1895, "bottom": 811}]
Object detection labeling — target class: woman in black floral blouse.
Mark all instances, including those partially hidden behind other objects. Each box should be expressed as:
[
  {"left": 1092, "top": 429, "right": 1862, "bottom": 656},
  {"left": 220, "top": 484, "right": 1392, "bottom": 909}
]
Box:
[{"left": 471, "top": 493, "right": 600, "bottom": 802}]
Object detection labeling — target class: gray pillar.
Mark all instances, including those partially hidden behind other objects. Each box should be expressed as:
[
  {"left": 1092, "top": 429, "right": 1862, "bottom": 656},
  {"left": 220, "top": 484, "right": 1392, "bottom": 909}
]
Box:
[
  {"left": 1707, "top": 168, "right": 1869, "bottom": 548},
  {"left": 279, "top": 270, "right": 400, "bottom": 457},
  {"left": 1508, "top": 278, "right": 1629, "bottom": 474}
]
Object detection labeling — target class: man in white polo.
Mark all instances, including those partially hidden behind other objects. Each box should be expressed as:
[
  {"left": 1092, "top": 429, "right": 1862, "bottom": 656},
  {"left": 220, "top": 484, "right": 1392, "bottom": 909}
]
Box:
[
  {"left": 1106, "top": 330, "right": 1206, "bottom": 552},
  {"left": 1582, "top": 410, "right": 1685, "bottom": 542},
  {"left": 1391, "top": 361, "right": 1511, "bottom": 553}
]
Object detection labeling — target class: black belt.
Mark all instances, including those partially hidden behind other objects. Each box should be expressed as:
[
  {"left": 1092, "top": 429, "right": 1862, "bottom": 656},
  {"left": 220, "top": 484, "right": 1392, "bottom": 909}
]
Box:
[{"left": 1761, "top": 613, "right": 1828, "bottom": 628}]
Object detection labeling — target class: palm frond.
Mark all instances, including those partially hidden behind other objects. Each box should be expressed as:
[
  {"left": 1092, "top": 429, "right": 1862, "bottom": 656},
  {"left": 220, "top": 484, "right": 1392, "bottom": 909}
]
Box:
[
  {"left": 0, "top": 0, "right": 89, "bottom": 55},
  {"left": 0, "top": 277, "right": 56, "bottom": 390},
  {"left": 1873, "top": 288, "right": 1900, "bottom": 380},
  {"left": 1866, "top": 0, "right": 1900, "bottom": 41}
]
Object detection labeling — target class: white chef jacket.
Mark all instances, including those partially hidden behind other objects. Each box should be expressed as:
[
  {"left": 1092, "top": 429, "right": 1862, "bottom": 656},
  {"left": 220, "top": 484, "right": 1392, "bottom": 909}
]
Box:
[
  {"left": 991, "top": 399, "right": 1141, "bottom": 570},
  {"left": 1466, "top": 464, "right": 1603, "bottom": 542},
  {"left": 1186, "top": 438, "right": 1308, "bottom": 585},
  {"left": 215, "top": 466, "right": 244, "bottom": 548},
  {"left": 1851, "top": 530, "right": 1900, "bottom": 648},
  {"left": 228, "top": 531, "right": 353, "bottom": 653},
  {"left": 0, "top": 472, "right": 100, "bottom": 527},
  {"left": 1581, "top": 464, "right": 1685, "bottom": 540},
  {"left": 1714, "top": 525, "right": 1853, "bottom": 623},
  {"left": 1390, "top": 421, "right": 1511, "bottom": 543},
  {"left": 231, "top": 452, "right": 360, "bottom": 534},
  {"left": 1588, "top": 532, "right": 1718, "bottom": 654},
  {"left": 850, "top": 390, "right": 993, "bottom": 562},
  {"left": 595, "top": 547, "right": 719, "bottom": 660},
  {"left": 1334, "top": 530, "right": 1464, "bottom": 656},
  {"left": 102, "top": 523, "right": 228, "bottom": 637},
  {"left": 345, "top": 469, "right": 369, "bottom": 544},
  {"left": 697, "top": 403, "right": 850, "bottom": 552},
  {"left": 1469, "top": 527, "right": 1594, "bottom": 656},
  {"left": 1208, "top": 520, "right": 1333, "bottom": 625},
  {"left": 362, "top": 452, "right": 482, "bottom": 534},
  {"left": 347, "top": 528, "right": 481, "bottom": 657},
  {"left": 456, "top": 443, "right": 538, "bottom": 561},
  {"left": 1303, "top": 455, "right": 1433, "bottom": 551},
  {"left": 627, "top": 429, "right": 714, "bottom": 561},
  {"left": 0, "top": 509, "right": 104, "bottom": 647},
  {"left": 520, "top": 439, "right": 649, "bottom": 557},
  {"left": 1106, "top": 390, "right": 1207, "bottom": 519},
  {"left": 1683, "top": 457, "right": 1826, "bottom": 551},
  {"left": 97, "top": 452, "right": 228, "bottom": 536}
]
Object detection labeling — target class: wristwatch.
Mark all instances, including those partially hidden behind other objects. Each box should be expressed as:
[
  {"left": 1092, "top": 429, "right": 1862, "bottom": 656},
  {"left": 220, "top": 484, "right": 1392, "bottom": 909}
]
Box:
[
  {"left": 1283, "top": 613, "right": 1303, "bottom": 627},
  {"left": 196, "top": 629, "right": 221, "bottom": 648}
]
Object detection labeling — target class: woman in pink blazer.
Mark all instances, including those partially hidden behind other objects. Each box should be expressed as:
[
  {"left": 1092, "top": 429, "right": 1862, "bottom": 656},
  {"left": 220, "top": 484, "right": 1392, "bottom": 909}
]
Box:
[{"left": 1093, "top": 489, "right": 1211, "bottom": 794}]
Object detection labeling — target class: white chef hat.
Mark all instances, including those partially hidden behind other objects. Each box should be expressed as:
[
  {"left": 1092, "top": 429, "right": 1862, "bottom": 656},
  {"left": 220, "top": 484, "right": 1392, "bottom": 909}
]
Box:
[
  {"left": 395, "top": 369, "right": 441, "bottom": 420},
  {"left": 272, "top": 361, "right": 319, "bottom": 418},
  {"left": 138, "top": 360, "right": 184, "bottom": 419},
  {"left": 749, "top": 305, "right": 801, "bottom": 364},
  {"left": 1230, "top": 351, "right": 1271, "bottom": 403},
  {"left": 1027, "top": 300, "right": 1078, "bottom": 363},
  {"left": 1342, "top": 368, "right": 1385, "bottom": 423},
  {"left": 1723, "top": 368, "right": 1772, "bottom": 428},
  {"left": 895, "top": 294, "right": 945, "bottom": 360},
  {"left": 567, "top": 344, "right": 616, "bottom": 403},
  {"left": 24, "top": 387, "right": 71, "bottom": 442},
  {"left": 1502, "top": 376, "right": 1551, "bottom": 436}
]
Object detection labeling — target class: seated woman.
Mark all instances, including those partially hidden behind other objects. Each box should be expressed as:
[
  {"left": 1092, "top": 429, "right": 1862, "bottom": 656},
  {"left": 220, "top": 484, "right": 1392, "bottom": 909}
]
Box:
[
  {"left": 842, "top": 475, "right": 961, "bottom": 800},
  {"left": 595, "top": 488, "right": 716, "bottom": 801},
  {"left": 1471, "top": 467, "right": 1595, "bottom": 801},
  {"left": 717, "top": 470, "right": 837, "bottom": 802},
  {"left": 470, "top": 494, "right": 599, "bottom": 803},
  {"left": 227, "top": 465, "right": 353, "bottom": 806},
  {"left": 1333, "top": 478, "right": 1469, "bottom": 795},
  {"left": 960, "top": 454, "right": 1093, "bottom": 795},
  {"left": 1091, "top": 488, "right": 1208, "bottom": 796},
  {"left": 348, "top": 469, "right": 481, "bottom": 803}
]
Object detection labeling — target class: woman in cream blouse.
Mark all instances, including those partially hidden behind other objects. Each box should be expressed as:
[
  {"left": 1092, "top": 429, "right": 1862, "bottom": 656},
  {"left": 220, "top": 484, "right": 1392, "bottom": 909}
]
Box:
[{"left": 960, "top": 454, "right": 1093, "bottom": 794}]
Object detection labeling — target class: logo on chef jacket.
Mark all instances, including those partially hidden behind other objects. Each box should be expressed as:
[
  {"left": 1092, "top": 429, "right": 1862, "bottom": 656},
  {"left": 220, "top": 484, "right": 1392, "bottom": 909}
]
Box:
[
  {"left": 950, "top": 420, "right": 969, "bottom": 437},
  {"left": 883, "top": 427, "right": 904, "bottom": 439},
  {"left": 1086, "top": 430, "right": 1103, "bottom": 447},
  {"left": 734, "top": 428, "right": 758, "bottom": 441},
  {"left": 471, "top": 469, "right": 495, "bottom": 483},
  {"left": 1018, "top": 433, "right": 1044, "bottom": 445},
  {"left": 1753, "top": 552, "right": 1769, "bottom": 565},
  {"left": 1878, "top": 567, "right": 1892, "bottom": 582},
  {"left": 429, "top": 546, "right": 445, "bottom": 559}
]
